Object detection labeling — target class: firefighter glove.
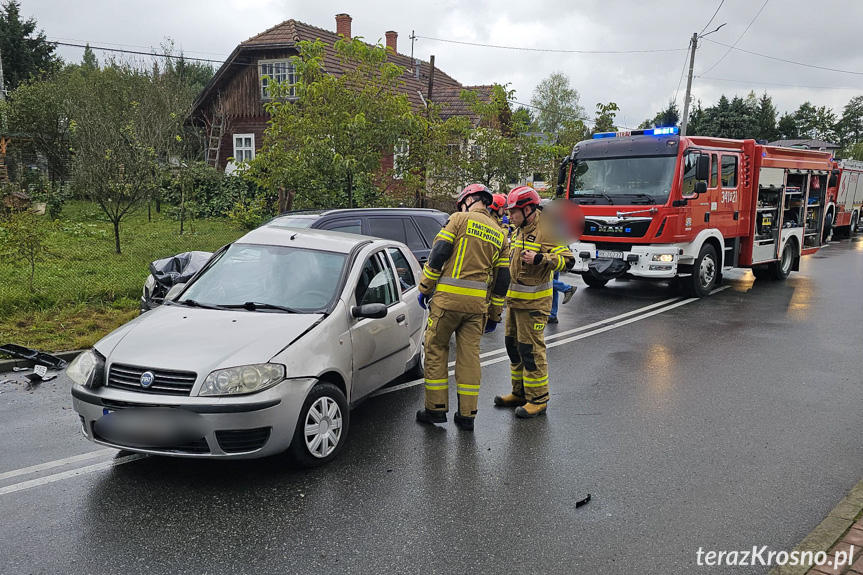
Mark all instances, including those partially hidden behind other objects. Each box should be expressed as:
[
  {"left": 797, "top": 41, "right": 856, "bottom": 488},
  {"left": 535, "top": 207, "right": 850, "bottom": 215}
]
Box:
[
  {"left": 484, "top": 319, "right": 498, "bottom": 333},
  {"left": 417, "top": 292, "right": 429, "bottom": 310}
]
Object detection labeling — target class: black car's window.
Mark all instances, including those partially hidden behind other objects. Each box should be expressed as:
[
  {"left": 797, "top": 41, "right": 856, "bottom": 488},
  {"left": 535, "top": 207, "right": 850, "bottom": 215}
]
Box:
[
  {"left": 368, "top": 217, "right": 407, "bottom": 245},
  {"left": 415, "top": 216, "right": 444, "bottom": 246},
  {"left": 320, "top": 218, "right": 362, "bottom": 235},
  {"left": 388, "top": 247, "right": 416, "bottom": 290},
  {"left": 403, "top": 219, "right": 425, "bottom": 251},
  {"left": 355, "top": 252, "right": 398, "bottom": 307}
]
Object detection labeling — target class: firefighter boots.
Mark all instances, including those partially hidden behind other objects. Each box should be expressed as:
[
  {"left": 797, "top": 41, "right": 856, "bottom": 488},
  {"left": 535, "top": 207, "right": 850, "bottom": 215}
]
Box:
[
  {"left": 416, "top": 409, "right": 447, "bottom": 425},
  {"left": 515, "top": 402, "right": 548, "bottom": 418},
  {"left": 493, "top": 393, "right": 527, "bottom": 407},
  {"left": 453, "top": 413, "right": 475, "bottom": 431}
]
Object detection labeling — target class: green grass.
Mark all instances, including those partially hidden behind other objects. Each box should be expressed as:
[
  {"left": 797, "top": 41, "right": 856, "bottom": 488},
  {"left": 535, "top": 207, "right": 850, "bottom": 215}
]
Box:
[{"left": 0, "top": 200, "right": 244, "bottom": 351}]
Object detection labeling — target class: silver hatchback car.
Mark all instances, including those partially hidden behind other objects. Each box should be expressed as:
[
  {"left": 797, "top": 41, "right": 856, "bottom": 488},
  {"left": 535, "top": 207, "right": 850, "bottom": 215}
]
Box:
[{"left": 69, "top": 227, "right": 426, "bottom": 466}]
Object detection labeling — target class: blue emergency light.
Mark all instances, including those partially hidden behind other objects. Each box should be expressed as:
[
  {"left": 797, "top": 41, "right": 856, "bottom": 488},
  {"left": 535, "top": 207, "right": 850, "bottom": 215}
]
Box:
[{"left": 593, "top": 126, "right": 679, "bottom": 139}]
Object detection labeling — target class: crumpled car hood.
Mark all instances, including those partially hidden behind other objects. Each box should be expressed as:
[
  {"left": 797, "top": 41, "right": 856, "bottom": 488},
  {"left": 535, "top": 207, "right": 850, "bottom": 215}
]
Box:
[{"left": 96, "top": 305, "right": 322, "bottom": 376}]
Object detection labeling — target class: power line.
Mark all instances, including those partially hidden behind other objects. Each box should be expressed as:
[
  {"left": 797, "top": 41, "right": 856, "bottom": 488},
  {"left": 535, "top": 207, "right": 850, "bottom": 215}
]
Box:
[
  {"left": 701, "top": 37, "right": 863, "bottom": 77},
  {"left": 509, "top": 98, "right": 634, "bottom": 130},
  {"left": 699, "top": 0, "right": 725, "bottom": 35},
  {"left": 697, "top": 75, "right": 863, "bottom": 91},
  {"left": 49, "top": 36, "right": 229, "bottom": 58},
  {"left": 414, "top": 35, "right": 686, "bottom": 54},
  {"left": 49, "top": 40, "right": 224, "bottom": 64},
  {"left": 700, "top": 0, "right": 769, "bottom": 75}
]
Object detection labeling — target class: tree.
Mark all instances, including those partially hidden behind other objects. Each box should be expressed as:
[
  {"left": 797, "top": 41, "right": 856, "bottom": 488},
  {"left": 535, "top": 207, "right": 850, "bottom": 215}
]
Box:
[
  {"left": 6, "top": 71, "right": 75, "bottom": 218},
  {"left": 0, "top": 210, "right": 53, "bottom": 293},
  {"left": 592, "top": 102, "right": 620, "bottom": 134},
  {"left": 0, "top": 1, "right": 59, "bottom": 90},
  {"left": 530, "top": 72, "right": 585, "bottom": 135},
  {"left": 81, "top": 43, "right": 99, "bottom": 71},
  {"left": 70, "top": 64, "right": 165, "bottom": 254},
  {"left": 511, "top": 106, "right": 535, "bottom": 133},
  {"left": 837, "top": 96, "right": 863, "bottom": 150},
  {"left": 644, "top": 100, "right": 679, "bottom": 129},
  {"left": 777, "top": 112, "right": 798, "bottom": 139},
  {"left": 793, "top": 102, "right": 819, "bottom": 139},
  {"left": 754, "top": 92, "right": 778, "bottom": 141},
  {"left": 245, "top": 38, "right": 416, "bottom": 209}
]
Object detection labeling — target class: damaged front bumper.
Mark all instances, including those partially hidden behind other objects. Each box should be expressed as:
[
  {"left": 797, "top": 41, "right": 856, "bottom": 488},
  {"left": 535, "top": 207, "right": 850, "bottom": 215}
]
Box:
[{"left": 568, "top": 242, "right": 681, "bottom": 280}]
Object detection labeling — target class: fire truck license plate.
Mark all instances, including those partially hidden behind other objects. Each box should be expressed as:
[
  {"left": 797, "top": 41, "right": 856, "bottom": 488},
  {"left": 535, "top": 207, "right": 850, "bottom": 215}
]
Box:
[{"left": 597, "top": 250, "right": 624, "bottom": 259}]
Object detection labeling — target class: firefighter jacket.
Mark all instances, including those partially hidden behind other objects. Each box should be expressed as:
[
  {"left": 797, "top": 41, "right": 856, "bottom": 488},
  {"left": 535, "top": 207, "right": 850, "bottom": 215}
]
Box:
[
  {"left": 419, "top": 205, "right": 511, "bottom": 322},
  {"left": 507, "top": 211, "right": 575, "bottom": 314}
]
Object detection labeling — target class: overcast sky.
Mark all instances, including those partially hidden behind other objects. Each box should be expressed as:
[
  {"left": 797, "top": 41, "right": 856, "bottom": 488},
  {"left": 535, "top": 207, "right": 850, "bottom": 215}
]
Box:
[{"left": 19, "top": 0, "right": 863, "bottom": 129}]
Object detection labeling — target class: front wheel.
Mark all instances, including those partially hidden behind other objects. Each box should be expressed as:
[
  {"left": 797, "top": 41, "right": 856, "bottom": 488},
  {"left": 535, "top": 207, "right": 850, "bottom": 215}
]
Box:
[
  {"left": 768, "top": 241, "right": 794, "bottom": 280},
  {"left": 851, "top": 212, "right": 860, "bottom": 235},
  {"left": 289, "top": 382, "right": 349, "bottom": 468},
  {"left": 684, "top": 244, "right": 718, "bottom": 298},
  {"left": 823, "top": 211, "right": 834, "bottom": 242},
  {"left": 581, "top": 274, "right": 609, "bottom": 288}
]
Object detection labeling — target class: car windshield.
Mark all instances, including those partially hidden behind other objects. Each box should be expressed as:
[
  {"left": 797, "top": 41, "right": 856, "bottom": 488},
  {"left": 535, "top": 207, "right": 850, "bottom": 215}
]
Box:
[
  {"left": 178, "top": 244, "right": 347, "bottom": 312},
  {"left": 570, "top": 156, "right": 677, "bottom": 205},
  {"left": 267, "top": 216, "right": 318, "bottom": 229}
]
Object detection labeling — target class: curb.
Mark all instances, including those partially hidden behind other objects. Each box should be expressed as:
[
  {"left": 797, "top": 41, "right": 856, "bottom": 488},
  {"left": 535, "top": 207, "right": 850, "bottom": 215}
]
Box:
[
  {"left": 770, "top": 479, "right": 863, "bottom": 575},
  {"left": 0, "top": 350, "right": 83, "bottom": 373}
]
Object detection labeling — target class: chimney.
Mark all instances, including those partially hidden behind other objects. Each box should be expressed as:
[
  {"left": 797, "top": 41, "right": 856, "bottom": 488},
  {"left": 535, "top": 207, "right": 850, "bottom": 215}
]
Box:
[
  {"left": 335, "top": 13, "right": 352, "bottom": 39},
  {"left": 385, "top": 30, "right": 398, "bottom": 53}
]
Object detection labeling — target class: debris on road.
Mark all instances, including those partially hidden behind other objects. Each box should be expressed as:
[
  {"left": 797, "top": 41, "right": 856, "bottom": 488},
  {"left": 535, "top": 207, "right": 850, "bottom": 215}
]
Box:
[
  {"left": 575, "top": 494, "right": 591, "bottom": 508},
  {"left": 0, "top": 344, "right": 68, "bottom": 370}
]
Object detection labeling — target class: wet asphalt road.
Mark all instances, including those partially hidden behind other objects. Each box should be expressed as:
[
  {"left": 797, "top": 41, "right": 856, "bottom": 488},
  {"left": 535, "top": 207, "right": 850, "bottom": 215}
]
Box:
[{"left": 1, "top": 237, "right": 862, "bottom": 575}]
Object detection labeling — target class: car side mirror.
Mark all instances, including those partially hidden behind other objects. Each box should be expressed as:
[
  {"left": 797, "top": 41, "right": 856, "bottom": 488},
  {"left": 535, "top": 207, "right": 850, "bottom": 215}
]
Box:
[
  {"left": 694, "top": 181, "right": 708, "bottom": 195},
  {"left": 165, "top": 283, "right": 186, "bottom": 301},
  {"left": 695, "top": 154, "right": 710, "bottom": 181},
  {"left": 351, "top": 303, "right": 388, "bottom": 319},
  {"left": 828, "top": 174, "right": 838, "bottom": 187}
]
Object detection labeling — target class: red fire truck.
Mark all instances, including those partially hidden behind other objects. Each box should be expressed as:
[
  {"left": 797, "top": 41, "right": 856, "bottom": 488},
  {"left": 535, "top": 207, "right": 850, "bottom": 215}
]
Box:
[
  {"left": 556, "top": 127, "right": 834, "bottom": 297},
  {"left": 825, "top": 158, "right": 863, "bottom": 238}
]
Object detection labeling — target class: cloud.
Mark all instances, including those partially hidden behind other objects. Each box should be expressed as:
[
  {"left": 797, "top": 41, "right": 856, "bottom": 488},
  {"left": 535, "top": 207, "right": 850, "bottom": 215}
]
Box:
[{"left": 21, "top": 0, "right": 863, "bottom": 125}]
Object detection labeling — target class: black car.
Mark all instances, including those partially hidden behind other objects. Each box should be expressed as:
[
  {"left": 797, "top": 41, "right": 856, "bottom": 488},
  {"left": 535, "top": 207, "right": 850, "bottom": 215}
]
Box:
[{"left": 265, "top": 208, "right": 449, "bottom": 265}]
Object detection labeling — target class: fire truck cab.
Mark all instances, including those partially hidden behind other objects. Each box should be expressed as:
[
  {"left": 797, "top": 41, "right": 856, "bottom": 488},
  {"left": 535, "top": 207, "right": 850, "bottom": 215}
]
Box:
[{"left": 558, "top": 128, "right": 834, "bottom": 297}]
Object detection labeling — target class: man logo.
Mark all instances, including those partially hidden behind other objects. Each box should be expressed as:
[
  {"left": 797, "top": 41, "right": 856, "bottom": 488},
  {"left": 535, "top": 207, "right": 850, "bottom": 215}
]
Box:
[{"left": 140, "top": 371, "right": 155, "bottom": 388}]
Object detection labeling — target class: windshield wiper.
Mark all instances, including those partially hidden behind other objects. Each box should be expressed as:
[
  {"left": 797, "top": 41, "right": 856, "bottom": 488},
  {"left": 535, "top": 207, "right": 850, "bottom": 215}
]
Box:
[
  {"left": 618, "top": 193, "right": 656, "bottom": 205},
  {"left": 573, "top": 193, "right": 614, "bottom": 205},
  {"left": 221, "top": 301, "right": 301, "bottom": 313},
  {"left": 175, "top": 299, "right": 225, "bottom": 310}
]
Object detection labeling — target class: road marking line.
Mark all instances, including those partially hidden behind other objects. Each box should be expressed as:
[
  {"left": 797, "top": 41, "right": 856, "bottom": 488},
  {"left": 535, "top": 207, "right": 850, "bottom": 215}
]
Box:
[
  {"left": 0, "top": 449, "right": 115, "bottom": 482},
  {"left": 373, "top": 288, "right": 727, "bottom": 398},
  {"left": 447, "top": 297, "right": 682, "bottom": 366},
  {"left": 0, "top": 454, "right": 146, "bottom": 496}
]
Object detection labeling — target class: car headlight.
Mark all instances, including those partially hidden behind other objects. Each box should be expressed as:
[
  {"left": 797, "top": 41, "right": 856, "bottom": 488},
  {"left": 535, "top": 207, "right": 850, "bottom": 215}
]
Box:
[
  {"left": 198, "top": 364, "right": 286, "bottom": 396},
  {"left": 652, "top": 254, "right": 675, "bottom": 262},
  {"left": 66, "top": 349, "right": 105, "bottom": 388},
  {"left": 144, "top": 275, "right": 156, "bottom": 297}
]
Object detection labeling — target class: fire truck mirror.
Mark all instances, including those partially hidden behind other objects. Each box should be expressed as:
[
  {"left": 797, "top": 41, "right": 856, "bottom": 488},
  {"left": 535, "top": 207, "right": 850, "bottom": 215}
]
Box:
[
  {"left": 694, "top": 181, "right": 708, "bottom": 195},
  {"left": 695, "top": 154, "right": 710, "bottom": 181},
  {"left": 556, "top": 158, "right": 571, "bottom": 197}
]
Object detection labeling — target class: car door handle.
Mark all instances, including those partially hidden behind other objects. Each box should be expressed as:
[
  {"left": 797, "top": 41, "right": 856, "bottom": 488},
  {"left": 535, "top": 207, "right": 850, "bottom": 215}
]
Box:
[{"left": 396, "top": 314, "right": 406, "bottom": 323}]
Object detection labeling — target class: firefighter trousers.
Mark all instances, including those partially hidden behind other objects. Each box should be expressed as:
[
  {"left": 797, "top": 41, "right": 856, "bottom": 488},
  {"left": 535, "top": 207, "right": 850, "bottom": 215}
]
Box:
[
  {"left": 423, "top": 301, "right": 485, "bottom": 417},
  {"left": 504, "top": 307, "right": 550, "bottom": 404}
]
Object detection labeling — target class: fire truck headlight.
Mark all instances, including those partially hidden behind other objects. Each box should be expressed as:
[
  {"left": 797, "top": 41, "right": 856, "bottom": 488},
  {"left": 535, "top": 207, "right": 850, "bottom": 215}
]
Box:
[{"left": 652, "top": 254, "right": 674, "bottom": 263}]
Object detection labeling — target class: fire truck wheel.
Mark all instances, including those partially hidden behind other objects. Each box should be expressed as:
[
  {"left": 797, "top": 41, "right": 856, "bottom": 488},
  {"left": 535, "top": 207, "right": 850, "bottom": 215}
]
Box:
[
  {"left": 751, "top": 266, "right": 770, "bottom": 281},
  {"left": 768, "top": 242, "right": 794, "bottom": 280},
  {"left": 851, "top": 212, "right": 859, "bottom": 235},
  {"left": 823, "top": 211, "right": 833, "bottom": 242},
  {"left": 685, "top": 244, "right": 718, "bottom": 298},
  {"left": 581, "top": 274, "right": 609, "bottom": 288}
]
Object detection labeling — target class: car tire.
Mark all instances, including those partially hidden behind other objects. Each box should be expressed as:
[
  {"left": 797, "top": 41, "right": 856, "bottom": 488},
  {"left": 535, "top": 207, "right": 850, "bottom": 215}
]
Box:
[
  {"left": 289, "top": 382, "right": 349, "bottom": 468},
  {"left": 823, "top": 210, "right": 833, "bottom": 242},
  {"left": 581, "top": 274, "right": 609, "bottom": 288},
  {"left": 684, "top": 243, "right": 718, "bottom": 298},
  {"left": 407, "top": 344, "right": 424, "bottom": 379},
  {"left": 768, "top": 241, "right": 794, "bottom": 280}
]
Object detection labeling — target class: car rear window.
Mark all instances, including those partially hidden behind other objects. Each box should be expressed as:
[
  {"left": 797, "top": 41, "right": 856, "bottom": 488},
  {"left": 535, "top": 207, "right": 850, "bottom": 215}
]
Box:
[
  {"left": 415, "top": 216, "right": 445, "bottom": 246},
  {"left": 268, "top": 216, "right": 318, "bottom": 229},
  {"left": 368, "top": 217, "right": 407, "bottom": 245}
]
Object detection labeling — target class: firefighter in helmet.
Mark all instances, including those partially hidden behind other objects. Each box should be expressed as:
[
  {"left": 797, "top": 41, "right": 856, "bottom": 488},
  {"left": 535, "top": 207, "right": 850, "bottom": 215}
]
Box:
[
  {"left": 494, "top": 186, "right": 574, "bottom": 418},
  {"left": 488, "top": 193, "right": 508, "bottom": 229},
  {"left": 416, "top": 183, "right": 511, "bottom": 430}
]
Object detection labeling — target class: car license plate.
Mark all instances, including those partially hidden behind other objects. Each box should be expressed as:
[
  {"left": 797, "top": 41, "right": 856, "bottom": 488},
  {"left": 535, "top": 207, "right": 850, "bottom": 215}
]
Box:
[{"left": 597, "top": 250, "right": 624, "bottom": 259}]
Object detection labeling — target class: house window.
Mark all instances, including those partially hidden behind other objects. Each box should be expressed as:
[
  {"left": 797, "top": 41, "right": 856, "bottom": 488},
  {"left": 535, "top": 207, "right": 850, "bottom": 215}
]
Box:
[
  {"left": 260, "top": 59, "right": 296, "bottom": 99},
  {"left": 233, "top": 134, "right": 255, "bottom": 163}
]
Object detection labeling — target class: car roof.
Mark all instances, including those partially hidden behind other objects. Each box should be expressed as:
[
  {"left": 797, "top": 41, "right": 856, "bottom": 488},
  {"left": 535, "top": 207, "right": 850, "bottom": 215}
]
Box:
[
  {"left": 236, "top": 226, "right": 389, "bottom": 253},
  {"left": 275, "top": 207, "right": 447, "bottom": 219}
]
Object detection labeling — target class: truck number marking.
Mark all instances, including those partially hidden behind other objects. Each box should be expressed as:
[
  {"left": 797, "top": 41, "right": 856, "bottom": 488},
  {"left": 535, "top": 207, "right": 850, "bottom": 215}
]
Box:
[{"left": 722, "top": 191, "right": 738, "bottom": 204}]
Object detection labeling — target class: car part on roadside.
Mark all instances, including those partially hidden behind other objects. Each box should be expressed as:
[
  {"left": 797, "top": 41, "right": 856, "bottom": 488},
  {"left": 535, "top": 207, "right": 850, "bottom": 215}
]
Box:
[
  {"left": 141, "top": 251, "right": 213, "bottom": 312},
  {"left": 575, "top": 494, "right": 591, "bottom": 508},
  {"left": 0, "top": 344, "right": 68, "bottom": 370}
]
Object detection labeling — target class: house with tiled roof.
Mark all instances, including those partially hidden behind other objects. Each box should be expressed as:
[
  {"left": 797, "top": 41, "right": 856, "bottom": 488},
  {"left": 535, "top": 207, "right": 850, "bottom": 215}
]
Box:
[{"left": 193, "top": 13, "right": 500, "bottom": 172}]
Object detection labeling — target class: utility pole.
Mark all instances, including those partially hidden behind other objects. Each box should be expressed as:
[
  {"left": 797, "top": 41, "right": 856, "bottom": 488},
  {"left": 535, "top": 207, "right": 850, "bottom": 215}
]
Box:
[
  {"left": 0, "top": 48, "right": 6, "bottom": 100},
  {"left": 680, "top": 33, "right": 697, "bottom": 136}
]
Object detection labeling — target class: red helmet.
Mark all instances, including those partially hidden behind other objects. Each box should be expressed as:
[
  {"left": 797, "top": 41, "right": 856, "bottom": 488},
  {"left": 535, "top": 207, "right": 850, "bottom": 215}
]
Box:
[
  {"left": 506, "top": 186, "right": 541, "bottom": 210},
  {"left": 457, "top": 183, "right": 493, "bottom": 208},
  {"left": 490, "top": 193, "right": 507, "bottom": 211}
]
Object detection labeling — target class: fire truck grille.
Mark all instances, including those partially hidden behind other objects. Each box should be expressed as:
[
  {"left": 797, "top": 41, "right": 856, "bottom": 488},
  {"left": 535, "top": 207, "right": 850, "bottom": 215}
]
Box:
[{"left": 584, "top": 219, "right": 652, "bottom": 238}]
